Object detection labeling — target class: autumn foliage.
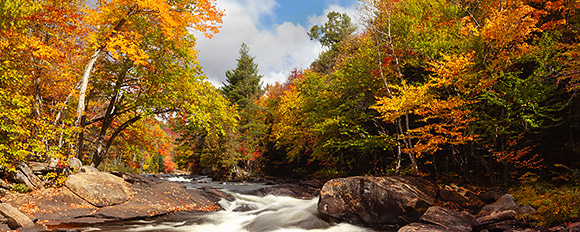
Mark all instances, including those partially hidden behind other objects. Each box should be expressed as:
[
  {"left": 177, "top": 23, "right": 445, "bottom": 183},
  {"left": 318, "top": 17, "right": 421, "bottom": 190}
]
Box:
[
  {"left": 0, "top": 0, "right": 223, "bottom": 173},
  {"left": 1, "top": 0, "right": 580, "bottom": 185},
  {"left": 250, "top": 0, "right": 580, "bottom": 182}
]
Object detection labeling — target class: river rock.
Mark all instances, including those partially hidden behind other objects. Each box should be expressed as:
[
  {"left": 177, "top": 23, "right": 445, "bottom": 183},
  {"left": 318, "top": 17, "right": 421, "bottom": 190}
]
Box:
[
  {"left": 475, "top": 209, "right": 517, "bottom": 225},
  {"left": 79, "top": 165, "right": 98, "bottom": 173},
  {"left": 419, "top": 206, "right": 474, "bottom": 232},
  {"left": 567, "top": 222, "right": 580, "bottom": 232},
  {"left": 0, "top": 203, "right": 35, "bottom": 229},
  {"left": 317, "top": 176, "right": 438, "bottom": 228},
  {"left": 27, "top": 162, "right": 50, "bottom": 175},
  {"left": 439, "top": 185, "right": 484, "bottom": 211},
  {"left": 65, "top": 171, "right": 133, "bottom": 207},
  {"left": 485, "top": 219, "right": 517, "bottom": 231},
  {"left": 475, "top": 194, "right": 519, "bottom": 230},
  {"left": 398, "top": 222, "right": 448, "bottom": 232},
  {"left": 477, "top": 194, "right": 518, "bottom": 217}
]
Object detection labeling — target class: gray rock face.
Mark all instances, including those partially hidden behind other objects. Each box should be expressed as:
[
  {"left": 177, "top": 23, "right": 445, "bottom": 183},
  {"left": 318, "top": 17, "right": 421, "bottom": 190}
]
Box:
[
  {"left": 317, "top": 176, "right": 438, "bottom": 228},
  {"left": 0, "top": 203, "right": 35, "bottom": 229},
  {"left": 65, "top": 171, "right": 134, "bottom": 207}
]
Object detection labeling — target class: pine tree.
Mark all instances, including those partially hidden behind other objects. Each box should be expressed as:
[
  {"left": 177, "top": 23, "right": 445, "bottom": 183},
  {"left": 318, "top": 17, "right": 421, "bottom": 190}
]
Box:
[{"left": 222, "top": 43, "right": 263, "bottom": 107}]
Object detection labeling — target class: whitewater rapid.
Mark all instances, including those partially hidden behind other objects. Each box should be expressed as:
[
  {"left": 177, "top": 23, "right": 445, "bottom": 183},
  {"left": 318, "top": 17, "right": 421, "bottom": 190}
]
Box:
[{"left": 81, "top": 175, "right": 372, "bottom": 232}]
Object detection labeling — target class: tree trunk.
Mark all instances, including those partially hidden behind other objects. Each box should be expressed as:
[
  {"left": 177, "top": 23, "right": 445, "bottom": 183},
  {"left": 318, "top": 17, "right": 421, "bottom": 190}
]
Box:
[
  {"left": 92, "top": 116, "right": 142, "bottom": 167},
  {"left": 77, "top": 115, "right": 85, "bottom": 159},
  {"left": 396, "top": 137, "right": 402, "bottom": 174},
  {"left": 397, "top": 117, "right": 418, "bottom": 174},
  {"left": 76, "top": 49, "right": 102, "bottom": 126}
]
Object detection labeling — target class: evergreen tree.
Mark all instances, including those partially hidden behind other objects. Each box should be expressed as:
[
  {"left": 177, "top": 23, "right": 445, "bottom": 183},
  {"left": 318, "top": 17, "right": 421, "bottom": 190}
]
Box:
[
  {"left": 221, "top": 43, "right": 265, "bottom": 176},
  {"left": 222, "top": 43, "right": 263, "bottom": 107}
]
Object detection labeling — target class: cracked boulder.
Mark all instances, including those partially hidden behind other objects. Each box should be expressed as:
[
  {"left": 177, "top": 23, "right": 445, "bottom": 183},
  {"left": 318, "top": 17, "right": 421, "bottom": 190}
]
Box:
[{"left": 317, "top": 176, "right": 438, "bottom": 228}]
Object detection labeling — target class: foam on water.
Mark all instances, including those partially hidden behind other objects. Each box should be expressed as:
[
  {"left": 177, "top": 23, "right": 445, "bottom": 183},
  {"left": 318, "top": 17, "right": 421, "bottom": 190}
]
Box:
[{"left": 80, "top": 175, "right": 373, "bottom": 232}]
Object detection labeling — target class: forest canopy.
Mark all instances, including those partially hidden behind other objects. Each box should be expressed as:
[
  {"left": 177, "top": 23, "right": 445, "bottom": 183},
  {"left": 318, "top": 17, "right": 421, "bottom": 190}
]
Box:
[{"left": 1, "top": 0, "right": 579, "bottom": 186}]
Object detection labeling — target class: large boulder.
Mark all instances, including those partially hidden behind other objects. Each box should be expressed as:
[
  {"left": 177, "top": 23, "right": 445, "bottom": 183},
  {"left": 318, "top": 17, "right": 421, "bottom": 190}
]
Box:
[
  {"left": 65, "top": 171, "right": 134, "bottom": 207},
  {"left": 317, "top": 176, "right": 438, "bottom": 228},
  {"left": 0, "top": 203, "right": 35, "bottom": 229},
  {"left": 477, "top": 194, "right": 518, "bottom": 217},
  {"left": 475, "top": 194, "right": 519, "bottom": 231}
]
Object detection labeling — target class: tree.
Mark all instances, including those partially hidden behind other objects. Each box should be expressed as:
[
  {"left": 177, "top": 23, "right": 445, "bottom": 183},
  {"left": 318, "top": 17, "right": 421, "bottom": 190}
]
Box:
[
  {"left": 75, "top": 0, "right": 224, "bottom": 167},
  {"left": 219, "top": 43, "right": 266, "bottom": 177},
  {"left": 308, "top": 11, "right": 357, "bottom": 48},
  {"left": 221, "top": 43, "right": 263, "bottom": 107},
  {"left": 174, "top": 81, "right": 239, "bottom": 178},
  {"left": 309, "top": 11, "right": 358, "bottom": 74},
  {"left": 0, "top": 0, "right": 86, "bottom": 170}
]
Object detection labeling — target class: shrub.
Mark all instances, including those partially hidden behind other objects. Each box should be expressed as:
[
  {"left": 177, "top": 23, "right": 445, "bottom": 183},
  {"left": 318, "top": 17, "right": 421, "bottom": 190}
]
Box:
[
  {"left": 512, "top": 172, "right": 580, "bottom": 226},
  {"left": 11, "top": 183, "right": 30, "bottom": 193}
]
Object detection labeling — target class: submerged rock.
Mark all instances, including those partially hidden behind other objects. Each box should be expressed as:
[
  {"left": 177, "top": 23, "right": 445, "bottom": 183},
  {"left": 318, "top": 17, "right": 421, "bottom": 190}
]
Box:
[{"left": 317, "top": 176, "right": 438, "bottom": 228}]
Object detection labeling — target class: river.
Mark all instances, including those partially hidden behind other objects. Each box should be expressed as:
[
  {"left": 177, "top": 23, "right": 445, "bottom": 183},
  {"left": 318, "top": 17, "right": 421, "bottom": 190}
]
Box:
[{"left": 77, "top": 175, "right": 373, "bottom": 232}]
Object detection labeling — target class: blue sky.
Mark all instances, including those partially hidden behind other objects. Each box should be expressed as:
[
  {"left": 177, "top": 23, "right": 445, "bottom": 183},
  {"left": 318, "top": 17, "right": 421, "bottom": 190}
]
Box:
[
  {"left": 265, "top": 0, "right": 357, "bottom": 28},
  {"left": 194, "top": 0, "right": 360, "bottom": 86}
]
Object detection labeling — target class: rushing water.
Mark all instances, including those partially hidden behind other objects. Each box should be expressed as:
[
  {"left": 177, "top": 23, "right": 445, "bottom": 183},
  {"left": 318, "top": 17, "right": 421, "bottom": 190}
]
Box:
[{"left": 79, "top": 175, "right": 372, "bottom": 232}]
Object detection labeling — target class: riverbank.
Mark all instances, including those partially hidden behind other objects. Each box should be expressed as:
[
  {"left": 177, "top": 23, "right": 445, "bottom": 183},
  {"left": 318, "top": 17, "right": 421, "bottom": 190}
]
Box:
[
  {"left": 1, "top": 163, "right": 580, "bottom": 231},
  {"left": 0, "top": 166, "right": 230, "bottom": 231}
]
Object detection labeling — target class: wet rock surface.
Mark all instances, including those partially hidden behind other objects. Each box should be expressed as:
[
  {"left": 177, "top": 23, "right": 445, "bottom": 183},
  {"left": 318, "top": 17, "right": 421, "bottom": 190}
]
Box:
[{"left": 317, "top": 176, "right": 438, "bottom": 228}]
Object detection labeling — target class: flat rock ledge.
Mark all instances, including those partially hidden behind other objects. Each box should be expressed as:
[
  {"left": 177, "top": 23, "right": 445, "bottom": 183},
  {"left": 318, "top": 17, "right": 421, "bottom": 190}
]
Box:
[{"left": 0, "top": 170, "right": 230, "bottom": 230}]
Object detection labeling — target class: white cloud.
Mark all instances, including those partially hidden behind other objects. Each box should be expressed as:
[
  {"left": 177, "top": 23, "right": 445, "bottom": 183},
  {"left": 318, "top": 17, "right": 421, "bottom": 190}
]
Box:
[
  {"left": 193, "top": 0, "right": 357, "bottom": 87},
  {"left": 307, "top": 4, "right": 364, "bottom": 33}
]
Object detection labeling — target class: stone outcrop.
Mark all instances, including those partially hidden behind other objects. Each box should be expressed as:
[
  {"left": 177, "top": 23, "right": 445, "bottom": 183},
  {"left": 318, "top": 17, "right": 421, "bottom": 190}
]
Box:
[
  {"left": 65, "top": 170, "right": 134, "bottom": 207},
  {"left": 0, "top": 203, "right": 35, "bottom": 230},
  {"left": 2, "top": 170, "right": 230, "bottom": 229},
  {"left": 317, "top": 176, "right": 438, "bottom": 228}
]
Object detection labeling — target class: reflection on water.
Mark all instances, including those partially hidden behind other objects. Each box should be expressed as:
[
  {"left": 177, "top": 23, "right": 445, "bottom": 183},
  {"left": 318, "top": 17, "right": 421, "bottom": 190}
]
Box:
[{"left": 78, "top": 175, "right": 372, "bottom": 232}]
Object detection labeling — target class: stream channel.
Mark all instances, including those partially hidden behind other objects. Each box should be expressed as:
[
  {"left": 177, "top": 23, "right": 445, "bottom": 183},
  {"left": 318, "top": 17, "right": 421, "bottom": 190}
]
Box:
[{"left": 77, "top": 175, "right": 373, "bottom": 232}]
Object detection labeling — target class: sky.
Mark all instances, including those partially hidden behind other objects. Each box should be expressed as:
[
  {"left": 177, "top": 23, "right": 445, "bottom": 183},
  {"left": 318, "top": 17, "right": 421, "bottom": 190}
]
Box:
[{"left": 193, "top": 0, "right": 360, "bottom": 87}]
